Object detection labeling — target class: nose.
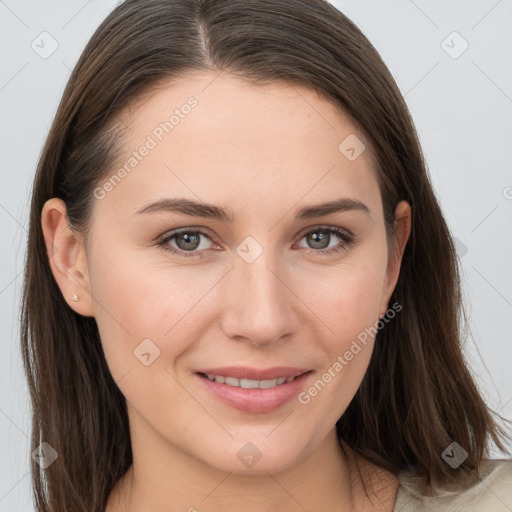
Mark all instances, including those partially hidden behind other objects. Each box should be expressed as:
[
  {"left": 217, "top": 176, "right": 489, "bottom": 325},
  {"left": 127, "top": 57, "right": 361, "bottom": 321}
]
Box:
[{"left": 219, "top": 248, "right": 298, "bottom": 347}]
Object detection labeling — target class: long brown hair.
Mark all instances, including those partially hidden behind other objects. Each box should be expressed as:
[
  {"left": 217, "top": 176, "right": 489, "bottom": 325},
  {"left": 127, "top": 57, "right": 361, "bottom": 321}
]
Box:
[{"left": 20, "top": 0, "right": 510, "bottom": 510}]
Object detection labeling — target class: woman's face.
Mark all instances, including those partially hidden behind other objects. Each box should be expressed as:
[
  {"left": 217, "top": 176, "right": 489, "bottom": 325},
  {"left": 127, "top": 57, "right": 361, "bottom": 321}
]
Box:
[{"left": 50, "top": 72, "right": 410, "bottom": 474}]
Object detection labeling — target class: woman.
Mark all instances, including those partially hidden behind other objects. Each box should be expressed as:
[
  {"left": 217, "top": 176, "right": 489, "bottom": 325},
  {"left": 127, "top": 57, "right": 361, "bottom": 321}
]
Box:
[{"left": 21, "top": 0, "right": 511, "bottom": 510}]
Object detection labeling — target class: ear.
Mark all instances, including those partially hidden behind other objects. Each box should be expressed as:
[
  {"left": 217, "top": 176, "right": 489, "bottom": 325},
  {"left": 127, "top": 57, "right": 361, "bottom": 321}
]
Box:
[
  {"left": 380, "top": 200, "right": 411, "bottom": 315},
  {"left": 41, "top": 198, "right": 95, "bottom": 316}
]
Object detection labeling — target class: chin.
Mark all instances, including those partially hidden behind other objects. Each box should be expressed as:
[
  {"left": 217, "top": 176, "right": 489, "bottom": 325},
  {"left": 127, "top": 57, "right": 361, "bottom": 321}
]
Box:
[{"left": 197, "top": 435, "right": 310, "bottom": 476}]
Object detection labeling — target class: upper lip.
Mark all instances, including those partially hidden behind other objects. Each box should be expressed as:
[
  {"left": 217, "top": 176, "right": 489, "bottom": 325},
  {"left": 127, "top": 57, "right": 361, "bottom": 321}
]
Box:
[{"left": 196, "top": 366, "right": 311, "bottom": 381}]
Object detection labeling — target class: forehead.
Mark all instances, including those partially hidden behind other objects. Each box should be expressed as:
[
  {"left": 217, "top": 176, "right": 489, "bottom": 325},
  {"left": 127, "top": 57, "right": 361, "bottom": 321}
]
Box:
[
  {"left": 97, "top": 72, "right": 380, "bottom": 220},
  {"left": 121, "top": 71, "right": 366, "bottom": 148}
]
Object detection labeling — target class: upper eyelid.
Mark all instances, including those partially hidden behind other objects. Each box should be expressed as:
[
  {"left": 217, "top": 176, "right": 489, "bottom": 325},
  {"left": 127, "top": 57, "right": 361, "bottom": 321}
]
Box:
[
  {"left": 295, "top": 224, "right": 354, "bottom": 239},
  {"left": 161, "top": 225, "right": 353, "bottom": 247}
]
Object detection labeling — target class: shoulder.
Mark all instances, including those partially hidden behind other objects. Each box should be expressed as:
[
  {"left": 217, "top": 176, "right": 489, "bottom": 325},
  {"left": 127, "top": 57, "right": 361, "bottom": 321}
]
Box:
[{"left": 393, "top": 458, "right": 512, "bottom": 511}]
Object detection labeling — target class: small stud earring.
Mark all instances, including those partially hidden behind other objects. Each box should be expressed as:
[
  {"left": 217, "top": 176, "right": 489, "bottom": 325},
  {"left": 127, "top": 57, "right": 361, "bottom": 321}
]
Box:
[{"left": 72, "top": 293, "right": 79, "bottom": 302}]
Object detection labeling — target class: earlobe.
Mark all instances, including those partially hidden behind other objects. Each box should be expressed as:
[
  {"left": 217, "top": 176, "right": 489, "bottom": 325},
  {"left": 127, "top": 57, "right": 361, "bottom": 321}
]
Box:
[{"left": 41, "top": 198, "right": 95, "bottom": 317}]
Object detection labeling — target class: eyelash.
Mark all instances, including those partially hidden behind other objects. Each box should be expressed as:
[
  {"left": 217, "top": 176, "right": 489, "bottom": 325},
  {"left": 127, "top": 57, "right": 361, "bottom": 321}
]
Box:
[{"left": 156, "top": 226, "right": 355, "bottom": 258}]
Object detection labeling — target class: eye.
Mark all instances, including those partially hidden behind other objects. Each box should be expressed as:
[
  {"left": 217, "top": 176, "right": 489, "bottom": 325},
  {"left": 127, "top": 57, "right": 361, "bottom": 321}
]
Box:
[
  {"left": 157, "top": 228, "right": 215, "bottom": 258},
  {"left": 295, "top": 226, "right": 355, "bottom": 256},
  {"left": 156, "top": 225, "right": 355, "bottom": 258}
]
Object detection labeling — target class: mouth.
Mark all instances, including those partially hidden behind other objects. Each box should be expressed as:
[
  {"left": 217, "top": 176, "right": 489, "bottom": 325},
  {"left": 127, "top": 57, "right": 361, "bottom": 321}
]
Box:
[{"left": 195, "top": 368, "right": 313, "bottom": 414}]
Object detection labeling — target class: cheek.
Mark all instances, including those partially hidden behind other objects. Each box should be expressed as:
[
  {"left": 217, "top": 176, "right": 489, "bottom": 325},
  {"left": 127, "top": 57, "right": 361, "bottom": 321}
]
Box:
[
  {"left": 86, "top": 242, "right": 179, "bottom": 379},
  {"left": 308, "top": 258, "right": 387, "bottom": 348},
  {"left": 298, "top": 257, "right": 387, "bottom": 414},
  {"left": 298, "top": 296, "right": 379, "bottom": 433},
  {"left": 90, "top": 238, "right": 212, "bottom": 329},
  {"left": 87, "top": 240, "right": 222, "bottom": 387}
]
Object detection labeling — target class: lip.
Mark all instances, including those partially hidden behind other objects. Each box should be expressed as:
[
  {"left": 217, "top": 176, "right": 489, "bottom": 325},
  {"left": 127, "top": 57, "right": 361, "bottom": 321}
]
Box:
[
  {"left": 195, "top": 366, "right": 310, "bottom": 381},
  {"left": 196, "top": 368, "right": 313, "bottom": 414}
]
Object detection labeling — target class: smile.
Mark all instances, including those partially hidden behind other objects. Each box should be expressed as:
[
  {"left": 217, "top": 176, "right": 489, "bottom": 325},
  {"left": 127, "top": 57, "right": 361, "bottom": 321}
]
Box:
[
  {"left": 202, "top": 373, "right": 296, "bottom": 388},
  {"left": 196, "top": 369, "right": 313, "bottom": 414}
]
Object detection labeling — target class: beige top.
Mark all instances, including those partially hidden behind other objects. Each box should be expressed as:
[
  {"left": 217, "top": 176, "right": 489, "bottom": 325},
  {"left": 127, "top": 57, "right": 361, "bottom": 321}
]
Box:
[{"left": 392, "top": 458, "right": 512, "bottom": 511}]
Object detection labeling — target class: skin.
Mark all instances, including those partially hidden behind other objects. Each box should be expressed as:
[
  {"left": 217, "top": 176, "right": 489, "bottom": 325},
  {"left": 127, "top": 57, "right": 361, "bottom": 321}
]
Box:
[{"left": 42, "top": 72, "right": 411, "bottom": 511}]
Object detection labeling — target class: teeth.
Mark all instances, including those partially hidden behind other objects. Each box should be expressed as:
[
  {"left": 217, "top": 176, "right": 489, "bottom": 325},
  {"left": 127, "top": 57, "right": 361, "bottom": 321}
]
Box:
[
  {"left": 224, "top": 376, "right": 238, "bottom": 386},
  {"left": 204, "top": 373, "right": 296, "bottom": 388}
]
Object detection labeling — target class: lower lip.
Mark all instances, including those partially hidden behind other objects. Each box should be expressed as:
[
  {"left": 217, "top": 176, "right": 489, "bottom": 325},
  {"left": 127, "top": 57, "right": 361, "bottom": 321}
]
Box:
[{"left": 197, "top": 371, "right": 313, "bottom": 414}]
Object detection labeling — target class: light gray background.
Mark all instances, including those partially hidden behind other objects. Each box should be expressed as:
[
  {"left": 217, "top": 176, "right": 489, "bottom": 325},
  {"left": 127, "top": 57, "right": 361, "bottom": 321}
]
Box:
[{"left": 1, "top": 1, "right": 511, "bottom": 510}]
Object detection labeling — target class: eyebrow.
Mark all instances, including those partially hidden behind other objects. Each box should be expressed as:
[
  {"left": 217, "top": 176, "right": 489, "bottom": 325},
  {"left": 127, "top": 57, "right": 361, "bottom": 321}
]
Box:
[{"left": 135, "top": 197, "right": 371, "bottom": 222}]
